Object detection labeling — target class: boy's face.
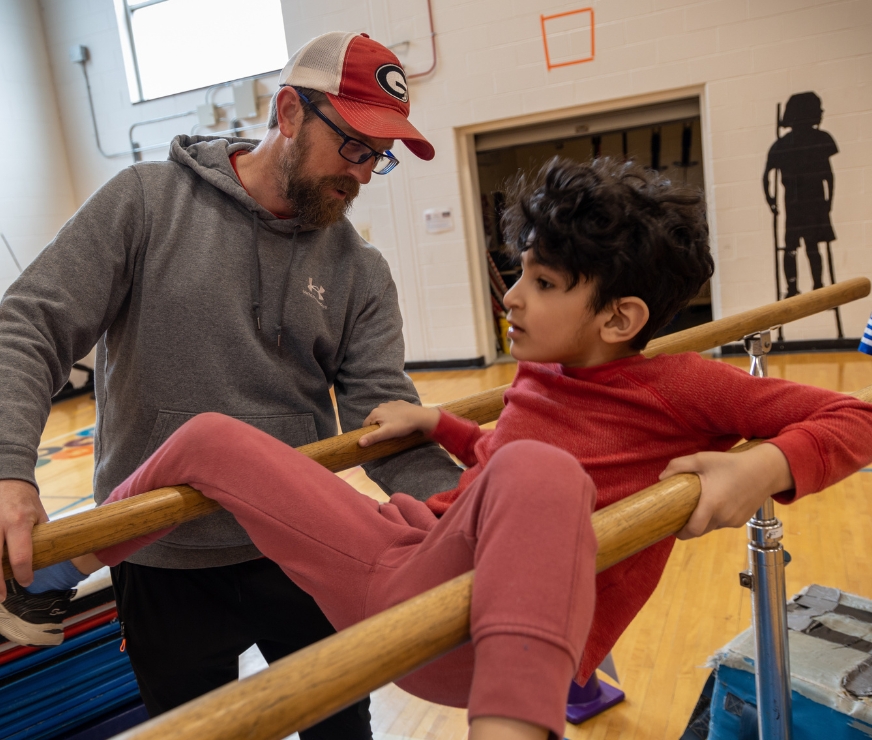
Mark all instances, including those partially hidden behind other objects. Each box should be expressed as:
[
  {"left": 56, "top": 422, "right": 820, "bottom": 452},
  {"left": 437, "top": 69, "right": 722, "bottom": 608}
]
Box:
[{"left": 503, "top": 251, "right": 615, "bottom": 368}]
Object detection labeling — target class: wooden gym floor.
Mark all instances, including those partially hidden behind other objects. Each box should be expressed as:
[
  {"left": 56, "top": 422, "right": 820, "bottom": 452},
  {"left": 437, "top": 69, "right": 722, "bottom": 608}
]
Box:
[{"left": 38, "top": 351, "right": 872, "bottom": 739}]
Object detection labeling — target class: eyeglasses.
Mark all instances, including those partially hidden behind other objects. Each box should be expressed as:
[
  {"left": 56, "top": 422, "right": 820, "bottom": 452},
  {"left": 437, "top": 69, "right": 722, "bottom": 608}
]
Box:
[{"left": 295, "top": 91, "right": 399, "bottom": 175}]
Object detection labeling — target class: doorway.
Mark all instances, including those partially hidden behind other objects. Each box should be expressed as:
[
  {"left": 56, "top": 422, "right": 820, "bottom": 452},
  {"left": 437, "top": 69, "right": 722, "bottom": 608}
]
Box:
[{"left": 473, "top": 97, "right": 709, "bottom": 358}]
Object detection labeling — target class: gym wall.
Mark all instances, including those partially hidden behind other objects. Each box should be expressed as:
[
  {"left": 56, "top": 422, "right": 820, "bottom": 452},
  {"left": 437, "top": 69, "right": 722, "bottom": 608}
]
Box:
[
  {"left": 27, "top": 0, "right": 872, "bottom": 363},
  {"left": 0, "top": 0, "right": 77, "bottom": 298}
]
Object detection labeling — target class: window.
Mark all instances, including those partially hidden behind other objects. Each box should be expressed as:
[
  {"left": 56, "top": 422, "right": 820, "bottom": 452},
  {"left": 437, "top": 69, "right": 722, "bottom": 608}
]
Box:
[{"left": 114, "top": 0, "right": 288, "bottom": 102}]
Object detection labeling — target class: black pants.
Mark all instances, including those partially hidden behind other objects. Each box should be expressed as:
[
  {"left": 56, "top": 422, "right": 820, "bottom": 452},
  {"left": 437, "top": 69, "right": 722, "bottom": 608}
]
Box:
[{"left": 111, "top": 558, "right": 372, "bottom": 739}]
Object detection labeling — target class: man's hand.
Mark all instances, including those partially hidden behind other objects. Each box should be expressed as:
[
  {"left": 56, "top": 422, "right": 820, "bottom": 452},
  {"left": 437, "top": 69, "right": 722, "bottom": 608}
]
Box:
[
  {"left": 0, "top": 479, "right": 48, "bottom": 599},
  {"left": 660, "top": 443, "right": 795, "bottom": 541},
  {"left": 359, "top": 401, "right": 441, "bottom": 448}
]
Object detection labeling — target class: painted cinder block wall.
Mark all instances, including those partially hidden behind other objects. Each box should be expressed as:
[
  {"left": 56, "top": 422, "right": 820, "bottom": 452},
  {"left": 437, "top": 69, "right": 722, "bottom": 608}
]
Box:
[
  {"left": 34, "top": 0, "right": 872, "bottom": 363},
  {"left": 0, "top": 0, "right": 77, "bottom": 298}
]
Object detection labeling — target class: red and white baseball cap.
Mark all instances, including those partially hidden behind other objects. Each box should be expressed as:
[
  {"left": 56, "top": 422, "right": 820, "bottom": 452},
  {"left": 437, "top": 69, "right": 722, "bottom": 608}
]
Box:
[{"left": 279, "top": 32, "right": 434, "bottom": 161}]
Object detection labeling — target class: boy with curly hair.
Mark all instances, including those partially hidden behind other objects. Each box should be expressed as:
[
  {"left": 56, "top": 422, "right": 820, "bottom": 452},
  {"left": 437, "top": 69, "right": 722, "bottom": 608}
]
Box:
[{"left": 9, "top": 158, "right": 872, "bottom": 740}]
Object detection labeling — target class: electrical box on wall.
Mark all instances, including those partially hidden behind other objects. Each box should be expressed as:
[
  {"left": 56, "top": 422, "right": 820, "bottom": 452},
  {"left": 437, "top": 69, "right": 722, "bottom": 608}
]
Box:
[
  {"left": 424, "top": 208, "right": 453, "bottom": 234},
  {"left": 355, "top": 224, "right": 372, "bottom": 243},
  {"left": 197, "top": 103, "right": 218, "bottom": 127},
  {"left": 232, "top": 80, "right": 258, "bottom": 120},
  {"left": 68, "top": 44, "right": 88, "bottom": 63}
]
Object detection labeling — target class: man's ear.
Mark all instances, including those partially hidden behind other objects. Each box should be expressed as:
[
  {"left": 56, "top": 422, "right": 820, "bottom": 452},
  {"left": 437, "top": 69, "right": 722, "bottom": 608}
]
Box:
[
  {"left": 600, "top": 297, "right": 649, "bottom": 345},
  {"left": 275, "top": 87, "right": 305, "bottom": 140}
]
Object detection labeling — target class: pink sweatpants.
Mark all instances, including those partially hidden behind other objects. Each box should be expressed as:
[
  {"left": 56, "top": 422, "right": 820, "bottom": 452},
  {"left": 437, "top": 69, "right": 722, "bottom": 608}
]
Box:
[{"left": 97, "top": 413, "right": 598, "bottom": 737}]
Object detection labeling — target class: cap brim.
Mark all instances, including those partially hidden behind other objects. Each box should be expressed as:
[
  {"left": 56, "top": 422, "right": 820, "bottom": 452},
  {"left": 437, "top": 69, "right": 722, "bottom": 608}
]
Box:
[{"left": 326, "top": 94, "right": 435, "bottom": 161}]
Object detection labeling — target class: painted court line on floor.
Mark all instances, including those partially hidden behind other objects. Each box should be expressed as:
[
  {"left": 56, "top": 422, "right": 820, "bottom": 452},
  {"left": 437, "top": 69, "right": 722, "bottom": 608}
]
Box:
[
  {"left": 49, "top": 495, "right": 96, "bottom": 517},
  {"left": 40, "top": 424, "right": 95, "bottom": 448}
]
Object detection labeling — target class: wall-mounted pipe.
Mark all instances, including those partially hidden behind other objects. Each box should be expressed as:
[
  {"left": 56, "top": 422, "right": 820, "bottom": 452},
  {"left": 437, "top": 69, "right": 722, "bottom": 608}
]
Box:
[
  {"left": 127, "top": 110, "right": 196, "bottom": 161},
  {"left": 1, "top": 233, "right": 22, "bottom": 274},
  {"left": 407, "top": 0, "right": 437, "bottom": 80},
  {"left": 75, "top": 47, "right": 275, "bottom": 162}
]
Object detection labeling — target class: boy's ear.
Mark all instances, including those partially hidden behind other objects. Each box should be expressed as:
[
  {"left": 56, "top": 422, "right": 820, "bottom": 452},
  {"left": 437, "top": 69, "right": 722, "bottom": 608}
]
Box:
[{"left": 600, "top": 297, "right": 650, "bottom": 345}]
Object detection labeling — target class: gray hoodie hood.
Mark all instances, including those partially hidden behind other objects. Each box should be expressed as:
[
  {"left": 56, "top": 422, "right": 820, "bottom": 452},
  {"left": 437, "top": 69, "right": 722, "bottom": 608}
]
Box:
[
  {"left": 170, "top": 135, "right": 300, "bottom": 225},
  {"left": 173, "top": 135, "right": 313, "bottom": 345}
]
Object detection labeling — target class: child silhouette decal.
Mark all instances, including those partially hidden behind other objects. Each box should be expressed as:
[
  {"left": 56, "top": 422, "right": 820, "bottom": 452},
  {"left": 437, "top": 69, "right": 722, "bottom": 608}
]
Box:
[{"left": 763, "top": 91, "right": 842, "bottom": 336}]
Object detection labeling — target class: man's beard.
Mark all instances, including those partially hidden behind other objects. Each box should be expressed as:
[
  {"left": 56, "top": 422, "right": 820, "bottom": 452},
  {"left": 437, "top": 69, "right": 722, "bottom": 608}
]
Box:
[{"left": 280, "top": 127, "right": 361, "bottom": 228}]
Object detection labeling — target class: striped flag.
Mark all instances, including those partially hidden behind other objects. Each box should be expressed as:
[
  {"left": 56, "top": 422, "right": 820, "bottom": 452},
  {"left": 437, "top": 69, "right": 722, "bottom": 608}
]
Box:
[{"left": 860, "top": 312, "right": 872, "bottom": 355}]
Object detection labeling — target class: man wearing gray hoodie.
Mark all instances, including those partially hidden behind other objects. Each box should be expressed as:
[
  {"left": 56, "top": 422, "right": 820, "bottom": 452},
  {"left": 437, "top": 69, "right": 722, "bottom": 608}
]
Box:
[{"left": 0, "top": 32, "right": 460, "bottom": 737}]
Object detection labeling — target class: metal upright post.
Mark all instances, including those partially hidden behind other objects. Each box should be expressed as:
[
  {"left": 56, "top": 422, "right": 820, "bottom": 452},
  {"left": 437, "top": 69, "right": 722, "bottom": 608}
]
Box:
[{"left": 740, "top": 330, "right": 793, "bottom": 740}]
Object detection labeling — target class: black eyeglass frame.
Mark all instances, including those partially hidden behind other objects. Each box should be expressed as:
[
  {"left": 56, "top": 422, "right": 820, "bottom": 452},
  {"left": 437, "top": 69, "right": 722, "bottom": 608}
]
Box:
[{"left": 293, "top": 90, "right": 399, "bottom": 175}]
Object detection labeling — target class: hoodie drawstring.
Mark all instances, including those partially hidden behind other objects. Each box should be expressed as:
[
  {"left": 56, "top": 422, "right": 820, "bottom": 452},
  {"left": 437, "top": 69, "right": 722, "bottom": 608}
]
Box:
[
  {"left": 250, "top": 212, "right": 299, "bottom": 347},
  {"left": 275, "top": 226, "right": 300, "bottom": 347},
  {"left": 250, "top": 210, "right": 262, "bottom": 332}
]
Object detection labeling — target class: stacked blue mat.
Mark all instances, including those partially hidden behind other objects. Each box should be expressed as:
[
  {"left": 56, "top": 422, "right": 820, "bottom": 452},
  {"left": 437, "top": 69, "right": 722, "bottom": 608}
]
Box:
[
  {"left": 0, "top": 617, "right": 146, "bottom": 739},
  {"left": 682, "top": 584, "right": 872, "bottom": 739}
]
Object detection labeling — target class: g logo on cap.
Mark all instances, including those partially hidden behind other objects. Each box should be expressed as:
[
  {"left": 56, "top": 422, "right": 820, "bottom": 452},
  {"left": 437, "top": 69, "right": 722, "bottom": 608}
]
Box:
[{"left": 376, "top": 64, "right": 409, "bottom": 103}]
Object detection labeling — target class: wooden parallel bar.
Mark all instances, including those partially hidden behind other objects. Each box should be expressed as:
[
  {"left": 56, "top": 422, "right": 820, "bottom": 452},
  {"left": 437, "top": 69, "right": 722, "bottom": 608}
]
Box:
[
  {"left": 640, "top": 276, "right": 869, "bottom": 357},
  {"left": 118, "top": 383, "right": 872, "bottom": 740},
  {"left": 292, "top": 276, "right": 871, "bottom": 473},
  {"left": 3, "top": 277, "right": 868, "bottom": 581},
  {"left": 1, "top": 380, "right": 510, "bottom": 581},
  {"left": 320, "top": 276, "right": 872, "bottom": 471}
]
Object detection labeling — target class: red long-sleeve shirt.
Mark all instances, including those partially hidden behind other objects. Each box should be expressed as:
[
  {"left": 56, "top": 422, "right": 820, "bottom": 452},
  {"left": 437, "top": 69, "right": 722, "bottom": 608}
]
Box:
[{"left": 425, "top": 353, "right": 872, "bottom": 680}]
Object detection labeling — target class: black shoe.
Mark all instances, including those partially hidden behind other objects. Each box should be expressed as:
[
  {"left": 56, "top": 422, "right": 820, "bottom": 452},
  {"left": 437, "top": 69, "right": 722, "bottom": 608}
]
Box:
[{"left": 0, "top": 579, "right": 74, "bottom": 646}]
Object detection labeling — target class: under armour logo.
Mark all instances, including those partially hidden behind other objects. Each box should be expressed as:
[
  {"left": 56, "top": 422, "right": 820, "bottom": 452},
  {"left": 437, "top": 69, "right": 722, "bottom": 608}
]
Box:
[{"left": 307, "top": 277, "right": 325, "bottom": 301}]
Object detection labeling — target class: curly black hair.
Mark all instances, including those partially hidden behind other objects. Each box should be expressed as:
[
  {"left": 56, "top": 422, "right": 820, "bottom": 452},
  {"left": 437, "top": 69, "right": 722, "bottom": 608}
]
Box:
[{"left": 501, "top": 157, "right": 714, "bottom": 350}]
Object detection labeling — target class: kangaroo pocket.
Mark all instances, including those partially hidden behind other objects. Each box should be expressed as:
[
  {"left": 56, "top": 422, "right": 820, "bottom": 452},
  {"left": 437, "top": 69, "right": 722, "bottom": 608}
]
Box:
[{"left": 137, "top": 410, "right": 318, "bottom": 549}]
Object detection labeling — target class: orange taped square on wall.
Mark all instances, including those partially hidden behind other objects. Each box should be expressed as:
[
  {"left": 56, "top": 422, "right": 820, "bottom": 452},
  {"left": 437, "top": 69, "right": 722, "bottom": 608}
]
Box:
[{"left": 540, "top": 8, "right": 595, "bottom": 70}]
